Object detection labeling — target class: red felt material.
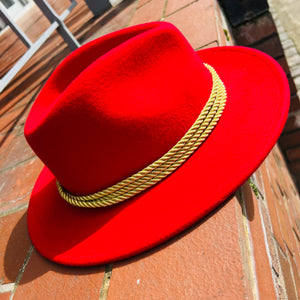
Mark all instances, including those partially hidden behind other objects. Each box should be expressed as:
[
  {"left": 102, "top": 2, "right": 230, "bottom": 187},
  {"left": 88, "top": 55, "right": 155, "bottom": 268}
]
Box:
[{"left": 24, "top": 22, "right": 290, "bottom": 266}]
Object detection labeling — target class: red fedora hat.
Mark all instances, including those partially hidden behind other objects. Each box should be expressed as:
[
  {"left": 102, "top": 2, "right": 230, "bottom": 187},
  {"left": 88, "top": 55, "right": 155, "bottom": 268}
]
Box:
[{"left": 24, "top": 22, "right": 289, "bottom": 266}]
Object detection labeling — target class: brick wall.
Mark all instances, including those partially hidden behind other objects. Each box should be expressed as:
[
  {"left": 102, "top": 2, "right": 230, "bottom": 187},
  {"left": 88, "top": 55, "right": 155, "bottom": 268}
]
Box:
[
  {"left": 250, "top": 145, "right": 300, "bottom": 299},
  {"left": 218, "top": 1, "right": 300, "bottom": 297},
  {"left": 219, "top": 0, "right": 300, "bottom": 192}
]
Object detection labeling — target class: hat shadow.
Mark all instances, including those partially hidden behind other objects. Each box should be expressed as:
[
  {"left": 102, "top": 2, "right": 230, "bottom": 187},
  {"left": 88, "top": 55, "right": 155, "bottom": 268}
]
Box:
[
  {"left": 3, "top": 174, "right": 125, "bottom": 284},
  {"left": 4, "top": 210, "right": 107, "bottom": 285},
  {"left": 235, "top": 181, "right": 255, "bottom": 222},
  {"left": 4, "top": 191, "right": 244, "bottom": 284},
  {"left": 113, "top": 195, "right": 237, "bottom": 269}
]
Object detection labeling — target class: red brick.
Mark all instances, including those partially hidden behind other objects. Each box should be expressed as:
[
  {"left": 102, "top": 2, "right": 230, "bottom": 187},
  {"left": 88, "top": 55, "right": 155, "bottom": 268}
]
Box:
[
  {"left": 289, "top": 254, "right": 300, "bottom": 298},
  {"left": 295, "top": 175, "right": 300, "bottom": 192},
  {"left": 253, "top": 35, "right": 284, "bottom": 58},
  {"left": 0, "top": 40, "right": 26, "bottom": 79},
  {"left": 283, "top": 111, "right": 300, "bottom": 133},
  {"left": 258, "top": 193, "right": 283, "bottom": 278},
  {"left": 268, "top": 152, "right": 287, "bottom": 191},
  {"left": 0, "top": 195, "right": 30, "bottom": 222},
  {"left": 137, "top": 0, "right": 151, "bottom": 8},
  {"left": 290, "top": 193, "right": 300, "bottom": 218},
  {"left": 276, "top": 56, "right": 291, "bottom": 75},
  {"left": 0, "top": 210, "right": 31, "bottom": 284},
  {"left": 288, "top": 160, "right": 300, "bottom": 173},
  {"left": 286, "top": 146, "right": 300, "bottom": 162},
  {"left": 289, "top": 193, "right": 300, "bottom": 228},
  {"left": 0, "top": 106, "right": 27, "bottom": 135},
  {"left": 279, "top": 167, "right": 300, "bottom": 221},
  {"left": 13, "top": 249, "right": 105, "bottom": 300},
  {"left": 270, "top": 147, "right": 299, "bottom": 205},
  {"left": 83, "top": 0, "right": 138, "bottom": 43},
  {"left": 288, "top": 75, "right": 297, "bottom": 94},
  {"left": 0, "top": 292, "right": 11, "bottom": 300},
  {"left": 292, "top": 228, "right": 300, "bottom": 272},
  {"left": 18, "top": 9, "right": 51, "bottom": 44},
  {"left": 271, "top": 145, "right": 285, "bottom": 169},
  {"left": 275, "top": 199, "right": 295, "bottom": 255},
  {"left": 200, "top": 41, "right": 219, "bottom": 49},
  {"left": 257, "top": 162, "right": 270, "bottom": 194},
  {"left": 285, "top": 215, "right": 300, "bottom": 272},
  {"left": 3, "top": 63, "right": 52, "bottom": 106},
  {"left": 130, "top": 0, "right": 166, "bottom": 25},
  {"left": 234, "top": 13, "right": 277, "bottom": 46},
  {"left": 57, "top": 2, "right": 88, "bottom": 36},
  {"left": 278, "top": 249, "right": 298, "bottom": 300},
  {"left": 271, "top": 159, "right": 289, "bottom": 196},
  {"left": 165, "top": 0, "right": 218, "bottom": 49},
  {"left": 240, "top": 182, "right": 278, "bottom": 299},
  {"left": 46, "top": 0, "right": 70, "bottom": 15},
  {"left": 15, "top": 102, "right": 34, "bottom": 129},
  {"left": 279, "top": 130, "right": 300, "bottom": 149},
  {"left": 278, "top": 165, "right": 294, "bottom": 190},
  {"left": 294, "top": 217, "right": 300, "bottom": 241},
  {"left": 290, "top": 94, "right": 300, "bottom": 112},
  {"left": 0, "top": 90, "right": 32, "bottom": 118},
  {"left": 108, "top": 197, "right": 252, "bottom": 299},
  {"left": 0, "top": 77, "right": 42, "bottom": 115},
  {"left": 0, "top": 158, "right": 43, "bottom": 214},
  {"left": 265, "top": 151, "right": 300, "bottom": 258},
  {"left": 0, "top": 133, "right": 35, "bottom": 171},
  {"left": 0, "top": 86, "right": 37, "bottom": 136},
  {"left": 165, "top": 0, "right": 194, "bottom": 16},
  {"left": 0, "top": 132, "right": 16, "bottom": 161},
  {"left": 261, "top": 161, "right": 285, "bottom": 252}
]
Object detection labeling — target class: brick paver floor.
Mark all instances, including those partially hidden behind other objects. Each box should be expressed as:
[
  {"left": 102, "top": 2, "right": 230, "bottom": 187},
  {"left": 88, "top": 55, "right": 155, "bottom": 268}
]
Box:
[
  {"left": 1, "top": 0, "right": 300, "bottom": 299},
  {"left": 0, "top": 1, "right": 139, "bottom": 298}
]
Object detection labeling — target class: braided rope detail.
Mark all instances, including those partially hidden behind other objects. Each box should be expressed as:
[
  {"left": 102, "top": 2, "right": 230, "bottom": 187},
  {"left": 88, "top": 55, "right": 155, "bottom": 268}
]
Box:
[{"left": 57, "top": 63, "right": 227, "bottom": 208}]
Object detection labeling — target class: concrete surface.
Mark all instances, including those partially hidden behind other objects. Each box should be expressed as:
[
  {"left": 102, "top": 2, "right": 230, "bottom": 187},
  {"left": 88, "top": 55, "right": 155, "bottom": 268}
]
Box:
[
  {"left": 269, "top": 0, "right": 300, "bottom": 95},
  {"left": 269, "top": 0, "right": 300, "bottom": 51}
]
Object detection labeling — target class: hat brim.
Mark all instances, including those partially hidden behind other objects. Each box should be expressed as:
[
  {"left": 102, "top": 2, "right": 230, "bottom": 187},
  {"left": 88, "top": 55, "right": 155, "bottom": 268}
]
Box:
[{"left": 27, "top": 46, "right": 289, "bottom": 266}]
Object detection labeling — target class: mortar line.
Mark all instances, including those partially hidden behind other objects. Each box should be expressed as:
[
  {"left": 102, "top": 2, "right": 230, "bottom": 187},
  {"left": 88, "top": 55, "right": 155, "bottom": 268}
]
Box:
[
  {"left": 165, "top": 0, "right": 200, "bottom": 18},
  {"left": 161, "top": 0, "right": 168, "bottom": 20},
  {"left": 263, "top": 163, "right": 289, "bottom": 298},
  {"left": 10, "top": 245, "right": 34, "bottom": 300},
  {"left": 251, "top": 173, "right": 288, "bottom": 299},
  {"left": 236, "top": 187, "right": 260, "bottom": 300},
  {"left": 194, "top": 41, "right": 219, "bottom": 51},
  {"left": 0, "top": 155, "right": 38, "bottom": 174},
  {"left": 0, "top": 283, "right": 15, "bottom": 294},
  {"left": 124, "top": 0, "right": 140, "bottom": 27},
  {"left": 99, "top": 263, "right": 113, "bottom": 300},
  {"left": 0, "top": 203, "right": 29, "bottom": 218},
  {"left": 136, "top": 0, "right": 151, "bottom": 9}
]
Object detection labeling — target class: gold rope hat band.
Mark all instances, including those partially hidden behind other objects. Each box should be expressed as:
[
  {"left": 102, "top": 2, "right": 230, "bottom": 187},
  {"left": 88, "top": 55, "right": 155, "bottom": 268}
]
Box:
[{"left": 57, "top": 63, "right": 227, "bottom": 208}]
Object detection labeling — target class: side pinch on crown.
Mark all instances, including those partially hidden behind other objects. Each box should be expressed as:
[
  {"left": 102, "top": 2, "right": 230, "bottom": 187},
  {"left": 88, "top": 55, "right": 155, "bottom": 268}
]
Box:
[{"left": 56, "top": 63, "right": 227, "bottom": 208}]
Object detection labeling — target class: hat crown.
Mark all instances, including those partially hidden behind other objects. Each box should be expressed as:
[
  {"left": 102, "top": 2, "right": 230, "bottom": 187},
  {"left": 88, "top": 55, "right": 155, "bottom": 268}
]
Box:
[{"left": 25, "top": 22, "right": 212, "bottom": 195}]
